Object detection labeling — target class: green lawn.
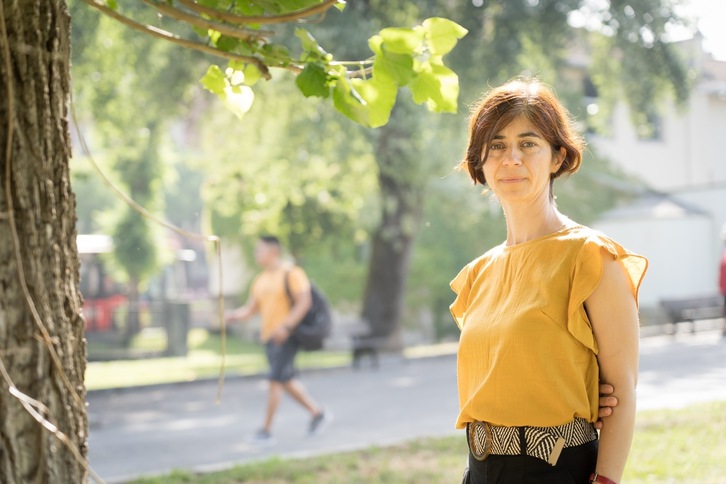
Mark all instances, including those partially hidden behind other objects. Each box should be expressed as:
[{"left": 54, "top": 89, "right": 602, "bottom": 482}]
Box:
[
  {"left": 85, "top": 329, "right": 458, "bottom": 391},
  {"left": 85, "top": 328, "right": 352, "bottom": 391},
  {"left": 129, "top": 401, "right": 726, "bottom": 484}
]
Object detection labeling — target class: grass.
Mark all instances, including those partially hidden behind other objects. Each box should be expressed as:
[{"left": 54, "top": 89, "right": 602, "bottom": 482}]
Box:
[
  {"left": 626, "top": 400, "right": 726, "bottom": 482},
  {"left": 131, "top": 436, "right": 470, "bottom": 484},
  {"left": 85, "top": 328, "right": 458, "bottom": 391},
  {"left": 85, "top": 328, "right": 352, "bottom": 391},
  {"left": 129, "top": 401, "right": 726, "bottom": 484}
]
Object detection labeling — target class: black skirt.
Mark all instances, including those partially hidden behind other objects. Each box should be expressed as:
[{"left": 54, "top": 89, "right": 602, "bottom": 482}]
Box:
[{"left": 462, "top": 439, "right": 598, "bottom": 484}]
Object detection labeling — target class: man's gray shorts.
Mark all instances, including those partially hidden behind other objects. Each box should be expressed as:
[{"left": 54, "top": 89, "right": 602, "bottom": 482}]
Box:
[{"left": 264, "top": 338, "right": 299, "bottom": 382}]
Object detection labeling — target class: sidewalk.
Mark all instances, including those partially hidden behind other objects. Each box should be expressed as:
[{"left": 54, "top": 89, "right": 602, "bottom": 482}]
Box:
[{"left": 87, "top": 330, "right": 726, "bottom": 483}]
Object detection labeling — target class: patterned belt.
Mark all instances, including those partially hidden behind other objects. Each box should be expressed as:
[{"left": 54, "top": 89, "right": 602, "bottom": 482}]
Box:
[{"left": 467, "top": 417, "right": 598, "bottom": 466}]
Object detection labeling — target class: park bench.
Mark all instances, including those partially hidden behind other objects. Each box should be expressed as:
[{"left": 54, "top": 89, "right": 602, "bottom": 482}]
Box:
[
  {"left": 351, "top": 332, "right": 390, "bottom": 370},
  {"left": 325, "top": 317, "right": 388, "bottom": 370},
  {"left": 659, "top": 294, "right": 724, "bottom": 335}
]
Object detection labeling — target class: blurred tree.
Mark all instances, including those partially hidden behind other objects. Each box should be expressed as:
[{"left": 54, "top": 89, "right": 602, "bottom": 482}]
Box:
[
  {"left": 70, "top": 2, "right": 207, "bottom": 337},
  {"left": 377, "top": 0, "right": 691, "bottom": 343},
  {"left": 191, "top": 0, "right": 693, "bottom": 344},
  {"left": 198, "top": 75, "right": 378, "bottom": 260},
  {"left": 1, "top": 2, "right": 467, "bottom": 480}
]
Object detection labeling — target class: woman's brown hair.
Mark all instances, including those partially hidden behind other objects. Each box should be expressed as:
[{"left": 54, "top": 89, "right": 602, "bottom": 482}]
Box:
[{"left": 462, "top": 77, "right": 585, "bottom": 188}]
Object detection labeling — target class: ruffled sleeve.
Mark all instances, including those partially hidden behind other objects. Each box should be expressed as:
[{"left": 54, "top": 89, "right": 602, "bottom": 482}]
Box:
[
  {"left": 567, "top": 235, "right": 648, "bottom": 353},
  {"left": 450, "top": 264, "right": 474, "bottom": 330}
]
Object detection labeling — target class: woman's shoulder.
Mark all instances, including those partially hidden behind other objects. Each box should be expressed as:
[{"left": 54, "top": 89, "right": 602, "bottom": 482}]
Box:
[
  {"left": 465, "top": 243, "right": 507, "bottom": 269},
  {"left": 564, "top": 225, "right": 636, "bottom": 255}
]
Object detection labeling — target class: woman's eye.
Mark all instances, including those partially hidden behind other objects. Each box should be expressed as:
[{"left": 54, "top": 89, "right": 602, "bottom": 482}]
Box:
[
  {"left": 522, "top": 140, "right": 536, "bottom": 148},
  {"left": 490, "top": 142, "right": 505, "bottom": 150}
]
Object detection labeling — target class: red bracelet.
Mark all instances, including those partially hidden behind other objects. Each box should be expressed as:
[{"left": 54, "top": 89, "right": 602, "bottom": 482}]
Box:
[{"left": 589, "top": 473, "right": 617, "bottom": 484}]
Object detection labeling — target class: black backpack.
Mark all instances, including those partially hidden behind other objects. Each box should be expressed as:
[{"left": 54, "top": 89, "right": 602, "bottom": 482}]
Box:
[{"left": 283, "top": 272, "right": 332, "bottom": 351}]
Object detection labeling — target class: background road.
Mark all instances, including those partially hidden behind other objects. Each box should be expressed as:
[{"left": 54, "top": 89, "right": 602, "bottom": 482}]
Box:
[{"left": 87, "top": 330, "right": 726, "bottom": 483}]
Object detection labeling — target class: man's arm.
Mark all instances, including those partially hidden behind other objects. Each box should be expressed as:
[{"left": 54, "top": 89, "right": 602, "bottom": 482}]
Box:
[
  {"left": 271, "top": 287, "right": 311, "bottom": 343},
  {"left": 586, "top": 253, "right": 640, "bottom": 482},
  {"left": 225, "top": 296, "right": 259, "bottom": 323}
]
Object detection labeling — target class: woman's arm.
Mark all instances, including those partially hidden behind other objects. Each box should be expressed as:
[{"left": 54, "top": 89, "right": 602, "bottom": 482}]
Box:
[{"left": 585, "top": 252, "right": 640, "bottom": 482}]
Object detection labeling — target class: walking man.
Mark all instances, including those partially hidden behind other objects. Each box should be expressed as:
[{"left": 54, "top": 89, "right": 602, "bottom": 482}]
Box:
[{"left": 226, "top": 235, "right": 331, "bottom": 444}]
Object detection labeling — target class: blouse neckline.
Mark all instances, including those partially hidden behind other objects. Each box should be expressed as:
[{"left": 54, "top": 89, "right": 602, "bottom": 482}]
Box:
[{"left": 499, "top": 224, "right": 582, "bottom": 252}]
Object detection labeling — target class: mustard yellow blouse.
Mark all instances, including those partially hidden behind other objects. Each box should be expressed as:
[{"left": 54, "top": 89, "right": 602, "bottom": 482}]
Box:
[{"left": 450, "top": 225, "right": 647, "bottom": 429}]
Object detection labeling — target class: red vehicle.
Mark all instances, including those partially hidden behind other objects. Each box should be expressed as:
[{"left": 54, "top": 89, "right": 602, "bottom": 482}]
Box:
[{"left": 77, "top": 234, "right": 127, "bottom": 332}]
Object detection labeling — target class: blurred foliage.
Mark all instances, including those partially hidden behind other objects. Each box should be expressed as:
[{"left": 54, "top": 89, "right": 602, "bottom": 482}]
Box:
[
  {"left": 72, "top": 0, "right": 693, "bottom": 341},
  {"left": 196, "top": 74, "right": 379, "bottom": 258},
  {"left": 86, "top": 0, "right": 467, "bottom": 127},
  {"left": 70, "top": 0, "right": 208, "bottom": 296}
]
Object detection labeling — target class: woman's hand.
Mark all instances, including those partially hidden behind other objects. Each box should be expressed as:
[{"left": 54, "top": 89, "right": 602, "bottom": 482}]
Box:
[{"left": 596, "top": 383, "right": 618, "bottom": 430}]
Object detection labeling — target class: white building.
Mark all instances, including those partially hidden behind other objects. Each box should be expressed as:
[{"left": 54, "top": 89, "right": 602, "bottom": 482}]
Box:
[{"left": 588, "top": 36, "right": 726, "bottom": 317}]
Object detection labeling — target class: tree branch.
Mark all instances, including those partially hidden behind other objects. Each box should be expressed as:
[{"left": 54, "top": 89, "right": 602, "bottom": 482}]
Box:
[
  {"left": 141, "top": 0, "right": 274, "bottom": 41},
  {"left": 175, "top": 0, "right": 340, "bottom": 25},
  {"left": 81, "top": 0, "right": 272, "bottom": 79}
]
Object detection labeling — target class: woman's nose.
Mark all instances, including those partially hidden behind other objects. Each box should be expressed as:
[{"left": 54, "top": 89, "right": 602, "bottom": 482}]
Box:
[{"left": 502, "top": 147, "right": 523, "bottom": 165}]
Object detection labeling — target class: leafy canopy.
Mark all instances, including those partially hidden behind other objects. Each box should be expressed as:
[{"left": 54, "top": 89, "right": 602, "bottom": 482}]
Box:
[{"left": 82, "top": 0, "right": 468, "bottom": 127}]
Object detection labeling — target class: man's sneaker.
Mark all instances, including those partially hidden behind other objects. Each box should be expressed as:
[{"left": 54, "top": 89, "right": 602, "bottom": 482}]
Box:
[
  {"left": 251, "top": 429, "right": 275, "bottom": 446},
  {"left": 309, "top": 409, "right": 333, "bottom": 436}
]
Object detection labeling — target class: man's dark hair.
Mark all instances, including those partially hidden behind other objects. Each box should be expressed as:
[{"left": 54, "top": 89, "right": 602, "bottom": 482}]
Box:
[{"left": 259, "top": 235, "right": 281, "bottom": 247}]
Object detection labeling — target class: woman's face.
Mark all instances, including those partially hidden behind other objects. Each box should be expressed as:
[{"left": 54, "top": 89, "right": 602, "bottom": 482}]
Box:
[{"left": 481, "top": 115, "right": 563, "bottom": 206}]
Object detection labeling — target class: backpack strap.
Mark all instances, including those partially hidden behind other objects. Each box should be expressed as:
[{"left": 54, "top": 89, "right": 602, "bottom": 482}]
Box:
[{"left": 283, "top": 270, "right": 294, "bottom": 307}]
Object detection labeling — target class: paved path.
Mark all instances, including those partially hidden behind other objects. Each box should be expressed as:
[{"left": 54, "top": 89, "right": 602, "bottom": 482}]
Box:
[{"left": 87, "top": 330, "right": 726, "bottom": 483}]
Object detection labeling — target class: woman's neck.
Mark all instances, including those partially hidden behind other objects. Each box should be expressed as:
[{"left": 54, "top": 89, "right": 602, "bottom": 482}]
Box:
[{"left": 501, "top": 199, "right": 569, "bottom": 246}]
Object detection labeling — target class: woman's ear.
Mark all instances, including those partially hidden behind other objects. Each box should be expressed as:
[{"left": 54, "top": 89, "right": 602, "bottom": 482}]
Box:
[{"left": 552, "top": 147, "right": 566, "bottom": 173}]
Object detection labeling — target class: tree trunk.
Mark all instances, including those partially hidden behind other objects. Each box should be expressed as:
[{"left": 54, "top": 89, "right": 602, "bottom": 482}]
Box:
[
  {"left": 0, "top": 1, "right": 88, "bottom": 482},
  {"left": 360, "top": 103, "right": 424, "bottom": 342},
  {"left": 125, "top": 276, "right": 141, "bottom": 341}
]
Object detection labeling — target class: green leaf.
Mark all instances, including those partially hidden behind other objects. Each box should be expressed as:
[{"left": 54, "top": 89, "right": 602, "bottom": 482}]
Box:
[
  {"left": 215, "top": 35, "right": 241, "bottom": 53},
  {"left": 260, "top": 43, "right": 292, "bottom": 65},
  {"left": 200, "top": 65, "right": 255, "bottom": 119},
  {"left": 295, "top": 28, "right": 328, "bottom": 59},
  {"left": 422, "top": 17, "right": 468, "bottom": 56},
  {"left": 192, "top": 25, "right": 207, "bottom": 39},
  {"left": 274, "top": 0, "right": 327, "bottom": 12},
  {"left": 370, "top": 35, "right": 415, "bottom": 86},
  {"left": 352, "top": 77, "right": 397, "bottom": 127},
  {"left": 200, "top": 65, "right": 226, "bottom": 96},
  {"left": 332, "top": 77, "right": 397, "bottom": 128},
  {"left": 107, "top": 0, "right": 118, "bottom": 9},
  {"left": 334, "top": 1, "right": 346, "bottom": 12},
  {"left": 296, "top": 63, "right": 330, "bottom": 98},
  {"left": 409, "top": 62, "right": 459, "bottom": 113},
  {"left": 220, "top": 86, "right": 255, "bottom": 119},
  {"left": 378, "top": 27, "right": 423, "bottom": 55},
  {"left": 333, "top": 78, "right": 370, "bottom": 127},
  {"left": 242, "top": 63, "right": 262, "bottom": 86}
]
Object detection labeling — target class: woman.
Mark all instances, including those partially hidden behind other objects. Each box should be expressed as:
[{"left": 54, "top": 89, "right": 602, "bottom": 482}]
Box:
[{"left": 451, "top": 77, "right": 647, "bottom": 483}]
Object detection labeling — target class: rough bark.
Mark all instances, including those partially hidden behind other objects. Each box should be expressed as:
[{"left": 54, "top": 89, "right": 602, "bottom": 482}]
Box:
[
  {"left": 0, "top": 0, "right": 88, "bottom": 482},
  {"left": 360, "top": 103, "right": 424, "bottom": 342}
]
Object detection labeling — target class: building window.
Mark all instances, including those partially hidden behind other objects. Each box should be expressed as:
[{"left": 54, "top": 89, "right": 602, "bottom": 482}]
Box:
[
  {"left": 636, "top": 110, "right": 663, "bottom": 141},
  {"left": 583, "top": 76, "right": 612, "bottom": 136}
]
